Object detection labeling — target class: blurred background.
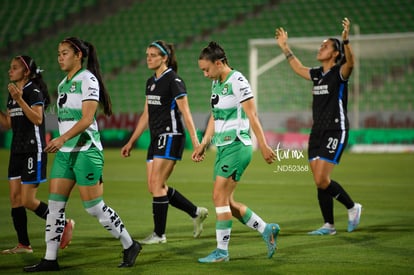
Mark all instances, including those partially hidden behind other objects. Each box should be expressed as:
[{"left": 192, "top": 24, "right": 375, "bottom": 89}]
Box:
[{"left": 0, "top": 0, "right": 413, "bottom": 151}]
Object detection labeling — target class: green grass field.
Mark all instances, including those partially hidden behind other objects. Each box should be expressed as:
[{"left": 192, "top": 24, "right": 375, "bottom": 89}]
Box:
[{"left": 0, "top": 148, "right": 413, "bottom": 274}]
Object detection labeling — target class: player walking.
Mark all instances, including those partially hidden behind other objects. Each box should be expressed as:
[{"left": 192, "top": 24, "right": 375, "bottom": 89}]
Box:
[
  {"left": 24, "top": 37, "right": 141, "bottom": 272},
  {"left": 121, "top": 40, "right": 208, "bottom": 244},
  {"left": 193, "top": 41, "right": 280, "bottom": 263}
]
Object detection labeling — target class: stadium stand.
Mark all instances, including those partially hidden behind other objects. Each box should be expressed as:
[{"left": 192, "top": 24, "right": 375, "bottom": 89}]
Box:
[{"left": 0, "top": 0, "right": 412, "bottom": 115}]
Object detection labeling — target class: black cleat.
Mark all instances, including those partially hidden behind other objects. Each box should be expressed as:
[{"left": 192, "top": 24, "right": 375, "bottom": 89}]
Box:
[
  {"left": 118, "top": 240, "right": 142, "bottom": 268},
  {"left": 23, "top": 258, "right": 60, "bottom": 272}
]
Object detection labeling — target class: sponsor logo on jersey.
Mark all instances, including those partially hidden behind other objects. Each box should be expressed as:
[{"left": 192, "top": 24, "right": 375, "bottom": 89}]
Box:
[
  {"left": 313, "top": 84, "right": 329, "bottom": 95},
  {"left": 58, "top": 93, "right": 68, "bottom": 108},
  {"left": 9, "top": 107, "right": 24, "bottom": 117},
  {"left": 211, "top": 94, "right": 219, "bottom": 108},
  {"left": 148, "top": 95, "right": 161, "bottom": 105},
  {"left": 88, "top": 87, "right": 98, "bottom": 97},
  {"left": 240, "top": 86, "right": 251, "bottom": 97},
  {"left": 221, "top": 164, "right": 229, "bottom": 173}
]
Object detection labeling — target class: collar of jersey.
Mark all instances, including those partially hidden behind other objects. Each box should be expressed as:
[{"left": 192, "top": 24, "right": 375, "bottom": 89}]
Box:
[
  {"left": 66, "top": 68, "right": 85, "bottom": 83},
  {"left": 154, "top": 68, "right": 172, "bottom": 81}
]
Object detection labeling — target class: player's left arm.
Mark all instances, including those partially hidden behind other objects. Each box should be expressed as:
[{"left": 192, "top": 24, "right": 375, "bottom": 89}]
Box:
[{"left": 340, "top": 17, "right": 355, "bottom": 80}]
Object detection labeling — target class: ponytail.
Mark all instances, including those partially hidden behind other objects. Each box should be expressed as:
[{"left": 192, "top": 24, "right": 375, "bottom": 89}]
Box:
[
  {"left": 329, "top": 38, "right": 345, "bottom": 65},
  {"left": 84, "top": 41, "right": 112, "bottom": 116},
  {"left": 61, "top": 37, "right": 113, "bottom": 116},
  {"left": 16, "top": 55, "right": 51, "bottom": 110}
]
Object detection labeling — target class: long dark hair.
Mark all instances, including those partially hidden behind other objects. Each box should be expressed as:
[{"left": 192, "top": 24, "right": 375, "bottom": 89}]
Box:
[
  {"left": 198, "top": 41, "right": 229, "bottom": 65},
  {"left": 61, "top": 37, "right": 112, "bottom": 116},
  {"left": 328, "top": 38, "right": 345, "bottom": 65},
  {"left": 149, "top": 40, "right": 178, "bottom": 73},
  {"left": 16, "top": 55, "right": 51, "bottom": 110}
]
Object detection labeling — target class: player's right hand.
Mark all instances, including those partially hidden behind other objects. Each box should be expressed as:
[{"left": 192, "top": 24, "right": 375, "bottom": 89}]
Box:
[{"left": 121, "top": 143, "right": 132, "bottom": 157}]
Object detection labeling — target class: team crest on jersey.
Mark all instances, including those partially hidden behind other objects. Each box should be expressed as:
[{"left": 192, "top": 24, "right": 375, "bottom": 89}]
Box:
[
  {"left": 69, "top": 83, "right": 76, "bottom": 93},
  {"left": 150, "top": 83, "right": 156, "bottom": 92},
  {"left": 222, "top": 84, "right": 229, "bottom": 95}
]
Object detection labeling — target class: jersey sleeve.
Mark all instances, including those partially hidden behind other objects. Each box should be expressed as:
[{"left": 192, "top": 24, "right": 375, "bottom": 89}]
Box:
[
  {"left": 81, "top": 73, "right": 100, "bottom": 102},
  {"left": 171, "top": 76, "right": 187, "bottom": 99},
  {"left": 232, "top": 72, "right": 253, "bottom": 103},
  {"left": 26, "top": 84, "right": 45, "bottom": 107}
]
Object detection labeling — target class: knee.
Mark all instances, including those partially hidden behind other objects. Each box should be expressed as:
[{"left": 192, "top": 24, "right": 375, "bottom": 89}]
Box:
[
  {"left": 21, "top": 197, "right": 35, "bottom": 210},
  {"left": 148, "top": 180, "right": 166, "bottom": 196},
  {"left": 9, "top": 192, "right": 22, "bottom": 208},
  {"left": 212, "top": 191, "right": 224, "bottom": 205},
  {"left": 313, "top": 174, "right": 330, "bottom": 189}
]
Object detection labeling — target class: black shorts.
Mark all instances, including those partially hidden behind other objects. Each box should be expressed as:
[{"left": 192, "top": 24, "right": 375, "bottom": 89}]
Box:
[
  {"left": 308, "top": 129, "right": 348, "bottom": 165},
  {"left": 8, "top": 152, "right": 47, "bottom": 184},
  {"left": 147, "top": 133, "right": 185, "bottom": 161}
]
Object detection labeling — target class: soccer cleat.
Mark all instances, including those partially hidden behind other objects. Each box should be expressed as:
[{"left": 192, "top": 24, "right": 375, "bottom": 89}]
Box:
[
  {"left": 23, "top": 258, "right": 60, "bottom": 272},
  {"left": 140, "top": 232, "right": 167, "bottom": 244},
  {"left": 1, "top": 243, "right": 33, "bottom": 254},
  {"left": 193, "top": 207, "right": 208, "bottom": 238},
  {"left": 118, "top": 240, "right": 142, "bottom": 268},
  {"left": 348, "top": 203, "right": 362, "bottom": 232},
  {"left": 262, "top": 223, "right": 280, "bottom": 258},
  {"left": 60, "top": 219, "right": 75, "bottom": 249},
  {"left": 198, "top": 249, "right": 229, "bottom": 263},
  {"left": 308, "top": 227, "right": 337, "bottom": 235}
]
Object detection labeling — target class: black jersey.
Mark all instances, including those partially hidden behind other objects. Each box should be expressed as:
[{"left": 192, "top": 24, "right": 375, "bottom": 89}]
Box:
[
  {"left": 7, "top": 81, "right": 46, "bottom": 153},
  {"left": 309, "top": 64, "right": 349, "bottom": 130},
  {"left": 146, "top": 68, "right": 186, "bottom": 137}
]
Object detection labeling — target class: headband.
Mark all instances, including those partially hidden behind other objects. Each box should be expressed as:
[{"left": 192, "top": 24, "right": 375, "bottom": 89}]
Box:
[
  {"left": 63, "top": 39, "right": 82, "bottom": 53},
  {"left": 18, "top": 56, "right": 30, "bottom": 71},
  {"left": 151, "top": 42, "right": 169, "bottom": 56}
]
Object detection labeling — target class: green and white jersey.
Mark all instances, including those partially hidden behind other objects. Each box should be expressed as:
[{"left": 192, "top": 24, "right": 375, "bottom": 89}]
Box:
[
  {"left": 210, "top": 70, "right": 253, "bottom": 146},
  {"left": 56, "top": 69, "right": 102, "bottom": 152}
]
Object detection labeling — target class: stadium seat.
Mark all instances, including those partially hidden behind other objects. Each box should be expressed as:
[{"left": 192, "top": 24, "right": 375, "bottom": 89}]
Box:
[{"left": 0, "top": 0, "right": 412, "bottom": 115}]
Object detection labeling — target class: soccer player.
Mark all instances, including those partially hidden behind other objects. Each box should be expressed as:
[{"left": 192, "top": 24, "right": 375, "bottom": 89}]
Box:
[
  {"left": 275, "top": 17, "right": 362, "bottom": 235},
  {"left": 0, "top": 56, "right": 74, "bottom": 255},
  {"left": 193, "top": 41, "right": 280, "bottom": 263},
  {"left": 23, "top": 37, "right": 141, "bottom": 272},
  {"left": 121, "top": 40, "right": 208, "bottom": 244}
]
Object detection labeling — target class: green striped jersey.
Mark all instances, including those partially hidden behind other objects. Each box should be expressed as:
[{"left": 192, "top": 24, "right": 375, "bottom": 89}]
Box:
[
  {"left": 210, "top": 70, "right": 253, "bottom": 146},
  {"left": 56, "top": 69, "right": 102, "bottom": 152}
]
